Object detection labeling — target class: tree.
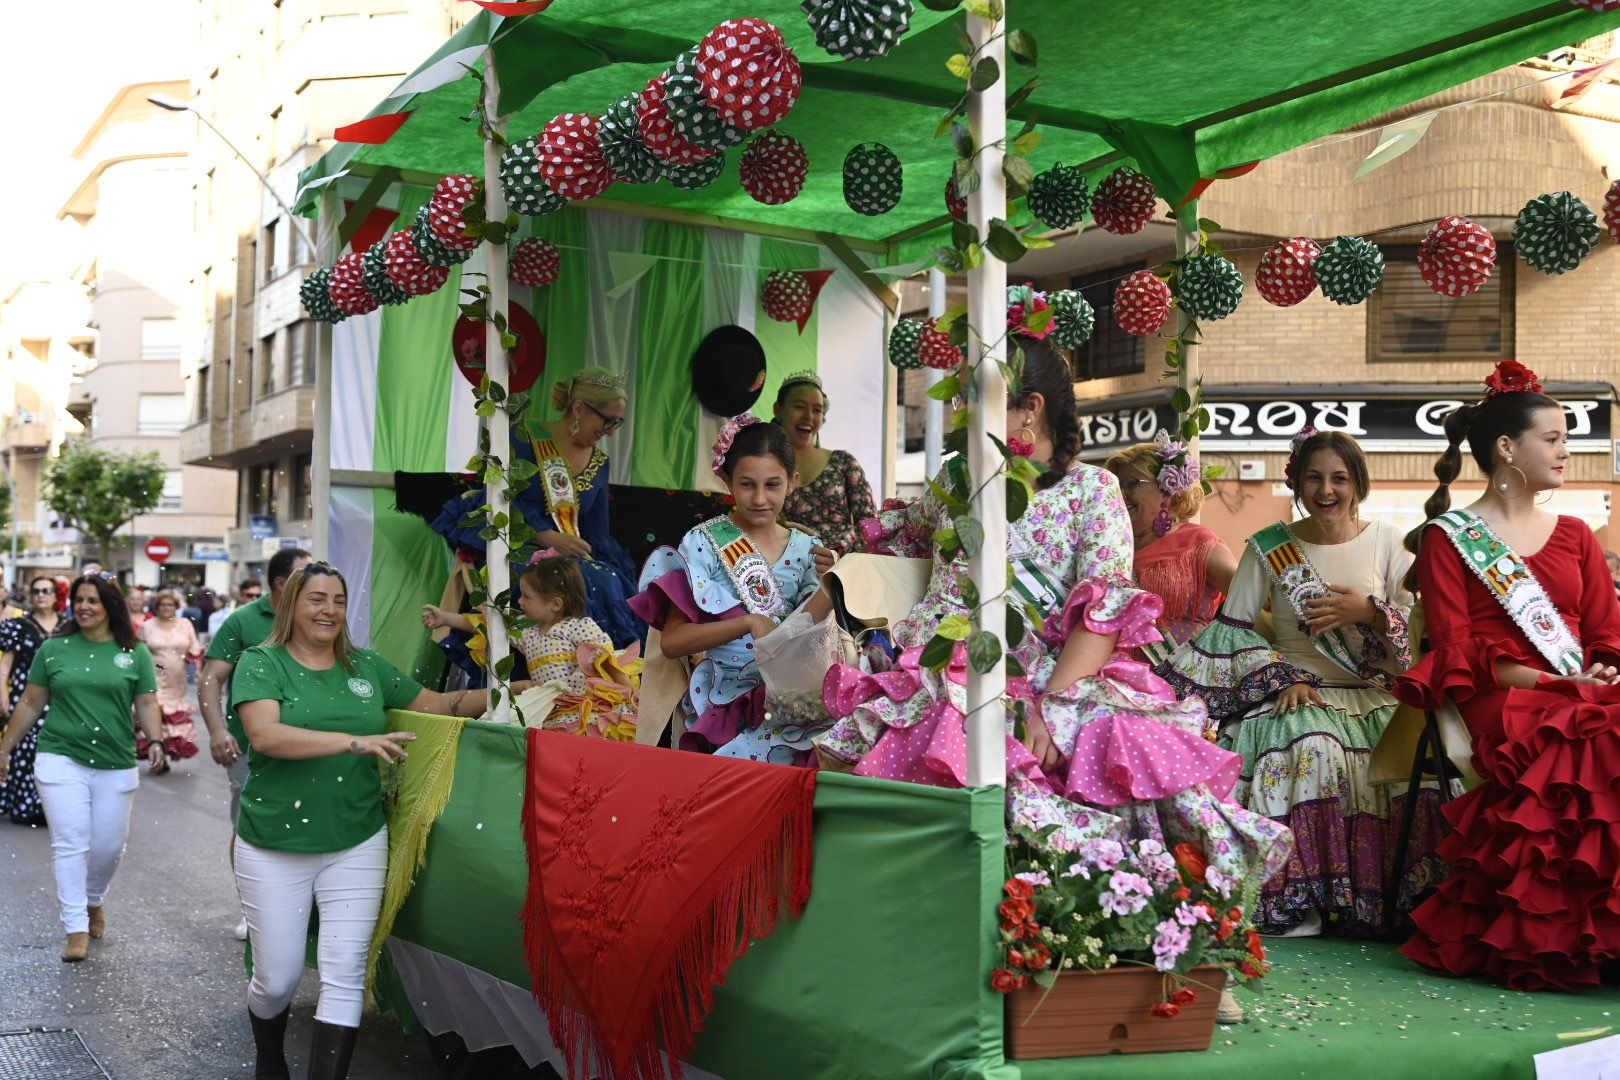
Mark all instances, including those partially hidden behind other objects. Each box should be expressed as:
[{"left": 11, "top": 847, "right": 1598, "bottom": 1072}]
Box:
[{"left": 45, "top": 442, "right": 166, "bottom": 571}]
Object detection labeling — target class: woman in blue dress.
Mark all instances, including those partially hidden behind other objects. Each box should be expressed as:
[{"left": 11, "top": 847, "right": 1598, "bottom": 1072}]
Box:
[{"left": 433, "top": 367, "right": 643, "bottom": 647}]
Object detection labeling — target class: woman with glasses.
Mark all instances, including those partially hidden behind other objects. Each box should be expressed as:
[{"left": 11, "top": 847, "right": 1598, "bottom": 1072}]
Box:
[
  {"left": 0, "top": 576, "right": 63, "bottom": 825},
  {"left": 433, "top": 367, "right": 643, "bottom": 648}
]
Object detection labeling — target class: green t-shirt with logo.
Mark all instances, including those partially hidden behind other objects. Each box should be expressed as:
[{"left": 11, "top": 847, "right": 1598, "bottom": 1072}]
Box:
[
  {"left": 231, "top": 643, "right": 423, "bottom": 854},
  {"left": 205, "top": 595, "right": 276, "bottom": 745},
  {"left": 30, "top": 634, "right": 158, "bottom": 770}
]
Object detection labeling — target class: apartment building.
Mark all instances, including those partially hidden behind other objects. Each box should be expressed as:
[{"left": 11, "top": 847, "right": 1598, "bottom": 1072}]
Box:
[
  {"left": 179, "top": 0, "right": 473, "bottom": 579},
  {"left": 56, "top": 80, "right": 237, "bottom": 591}
]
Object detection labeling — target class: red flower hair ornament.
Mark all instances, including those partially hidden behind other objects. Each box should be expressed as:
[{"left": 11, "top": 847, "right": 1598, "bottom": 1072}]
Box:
[{"left": 1483, "top": 359, "right": 1543, "bottom": 398}]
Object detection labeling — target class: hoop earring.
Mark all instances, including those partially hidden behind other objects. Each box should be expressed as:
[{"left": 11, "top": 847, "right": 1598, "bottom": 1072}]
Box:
[
  {"left": 1492, "top": 464, "right": 1528, "bottom": 499},
  {"left": 569, "top": 418, "right": 581, "bottom": 439},
  {"left": 1536, "top": 490, "right": 1555, "bottom": 506}
]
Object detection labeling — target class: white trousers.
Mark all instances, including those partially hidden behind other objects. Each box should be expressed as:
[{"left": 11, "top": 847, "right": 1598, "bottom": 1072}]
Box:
[
  {"left": 234, "top": 827, "right": 388, "bottom": 1028},
  {"left": 33, "top": 752, "right": 138, "bottom": 934}
]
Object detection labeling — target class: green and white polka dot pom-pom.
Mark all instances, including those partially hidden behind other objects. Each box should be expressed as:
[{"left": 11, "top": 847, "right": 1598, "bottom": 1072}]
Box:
[
  {"left": 1314, "top": 236, "right": 1384, "bottom": 305},
  {"left": 887, "top": 318, "right": 925, "bottom": 369},
  {"left": 667, "top": 152, "right": 727, "bottom": 191},
  {"left": 1514, "top": 191, "right": 1600, "bottom": 276},
  {"left": 500, "top": 136, "right": 568, "bottom": 217},
  {"left": 598, "top": 95, "right": 666, "bottom": 186},
  {"left": 1047, "top": 290, "right": 1094, "bottom": 349},
  {"left": 801, "top": 0, "right": 913, "bottom": 61},
  {"left": 843, "top": 142, "right": 903, "bottom": 216},
  {"left": 361, "top": 241, "right": 410, "bottom": 306},
  {"left": 299, "top": 268, "right": 345, "bottom": 324},
  {"left": 1027, "top": 163, "right": 1090, "bottom": 231},
  {"left": 1176, "top": 254, "right": 1244, "bottom": 321}
]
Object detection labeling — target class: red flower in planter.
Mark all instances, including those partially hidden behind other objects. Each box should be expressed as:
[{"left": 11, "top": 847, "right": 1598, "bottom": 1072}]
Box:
[
  {"left": 1024, "top": 943, "right": 1052, "bottom": 971},
  {"left": 1246, "top": 928, "right": 1267, "bottom": 963},
  {"left": 991, "top": 968, "right": 1025, "bottom": 993},
  {"left": 1172, "top": 886, "right": 1192, "bottom": 901},
  {"left": 998, "top": 898, "right": 1035, "bottom": 925},
  {"left": 1150, "top": 1002, "right": 1183, "bottom": 1019},
  {"left": 1170, "top": 987, "right": 1198, "bottom": 1006},
  {"left": 1003, "top": 878, "right": 1034, "bottom": 902},
  {"left": 1017, "top": 921, "right": 1042, "bottom": 941},
  {"left": 1008, "top": 950, "right": 1025, "bottom": 969},
  {"left": 1215, "top": 919, "right": 1236, "bottom": 941}
]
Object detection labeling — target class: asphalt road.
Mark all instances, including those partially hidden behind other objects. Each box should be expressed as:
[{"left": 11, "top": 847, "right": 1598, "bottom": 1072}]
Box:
[{"left": 0, "top": 714, "right": 448, "bottom": 1079}]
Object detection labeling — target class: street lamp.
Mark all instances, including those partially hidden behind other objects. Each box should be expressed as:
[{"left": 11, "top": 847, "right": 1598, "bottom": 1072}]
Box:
[{"left": 147, "top": 92, "right": 317, "bottom": 255}]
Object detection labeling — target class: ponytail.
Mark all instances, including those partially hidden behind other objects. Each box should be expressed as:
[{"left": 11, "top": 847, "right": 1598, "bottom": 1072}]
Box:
[{"left": 1402, "top": 402, "right": 1471, "bottom": 593}]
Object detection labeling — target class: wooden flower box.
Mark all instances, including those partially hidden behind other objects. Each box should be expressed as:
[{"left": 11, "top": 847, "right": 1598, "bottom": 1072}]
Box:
[{"left": 1004, "top": 964, "right": 1225, "bottom": 1059}]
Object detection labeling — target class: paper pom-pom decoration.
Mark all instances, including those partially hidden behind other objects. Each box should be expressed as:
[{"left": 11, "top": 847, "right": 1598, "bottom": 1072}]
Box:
[
  {"left": 663, "top": 48, "right": 748, "bottom": 152},
  {"left": 739, "top": 130, "right": 808, "bottom": 205},
  {"left": 382, "top": 230, "right": 450, "bottom": 297},
  {"left": 762, "top": 271, "right": 814, "bottom": 325},
  {"left": 538, "top": 113, "right": 616, "bottom": 201},
  {"left": 1048, "top": 290, "right": 1094, "bottom": 350},
  {"left": 1028, "top": 163, "right": 1091, "bottom": 230},
  {"left": 412, "top": 205, "right": 477, "bottom": 268},
  {"left": 427, "top": 174, "right": 482, "bottom": 252},
  {"left": 801, "top": 0, "right": 913, "bottom": 60},
  {"left": 1606, "top": 180, "right": 1620, "bottom": 243},
  {"left": 637, "top": 76, "right": 720, "bottom": 168},
  {"left": 499, "top": 137, "right": 567, "bottom": 217},
  {"left": 362, "top": 240, "right": 410, "bottom": 306},
  {"left": 918, "top": 325, "right": 963, "bottom": 370},
  {"left": 1514, "top": 191, "right": 1600, "bottom": 276},
  {"left": 1418, "top": 215, "right": 1496, "bottom": 298},
  {"left": 299, "top": 268, "right": 345, "bottom": 324},
  {"left": 1314, "top": 236, "right": 1384, "bottom": 306},
  {"left": 888, "top": 318, "right": 925, "bottom": 369},
  {"left": 1091, "top": 167, "right": 1156, "bottom": 235},
  {"left": 510, "top": 237, "right": 561, "bottom": 289},
  {"left": 597, "top": 96, "right": 665, "bottom": 186},
  {"left": 1113, "top": 270, "right": 1172, "bottom": 337},
  {"left": 844, "top": 142, "right": 903, "bottom": 216},
  {"left": 667, "top": 153, "right": 728, "bottom": 190},
  {"left": 328, "top": 252, "right": 379, "bottom": 317},
  {"left": 1176, "top": 254, "right": 1244, "bottom": 321},
  {"left": 1256, "top": 236, "right": 1321, "bottom": 307},
  {"left": 945, "top": 176, "right": 966, "bottom": 219},
  {"left": 697, "top": 18, "right": 803, "bottom": 131}
]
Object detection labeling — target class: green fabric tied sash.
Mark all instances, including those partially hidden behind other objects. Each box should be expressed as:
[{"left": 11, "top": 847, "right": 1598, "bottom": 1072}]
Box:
[
  {"left": 1249, "top": 522, "right": 1389, "bottom": 689},
  {"left": 1435, "top": 509, "right": 1584, "bottom": 678}
]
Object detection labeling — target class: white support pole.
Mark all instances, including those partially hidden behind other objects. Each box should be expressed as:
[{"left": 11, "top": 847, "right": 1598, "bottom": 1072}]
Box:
[
  {"left": 924, "top": 266, "right": 947, "bottom": 480},
  {"left": 482, "top": 51, "right": 512, "bottom": 725},
  {"left": 1174, "top": 199, "right": 1201, "bottom": 463},
  {"left": 963, "top": 10, "right": 1007, "bottom": 789},
  {"left": 312, "top": 191, "right": 340, "bottom": 561}
]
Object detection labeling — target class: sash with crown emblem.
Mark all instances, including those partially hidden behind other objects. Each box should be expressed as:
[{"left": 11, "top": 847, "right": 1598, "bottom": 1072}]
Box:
[
  {"left": 698, "top": 515, "right": 788, "bottom": 618},
  {"left": 533, "top": 439, "right": 581, "bottom": 537}
]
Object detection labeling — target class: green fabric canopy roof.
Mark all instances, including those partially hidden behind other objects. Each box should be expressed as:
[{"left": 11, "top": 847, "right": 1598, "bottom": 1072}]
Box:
[{"left": 297, "top": 0, "right": 1620, "bottom": 257}]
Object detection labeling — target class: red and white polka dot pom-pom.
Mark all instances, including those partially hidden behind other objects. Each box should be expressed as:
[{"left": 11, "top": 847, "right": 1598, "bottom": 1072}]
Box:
[
  {"left": 1604, "top": 179, "right": 1620, "bottom": 243},
  {"left": 1418, "top": 215, "right": 1497, "bottom": 298},
  {"left": 509, "top": 237, "right": 561, "bottom": 288},
  {"left": 427, "top": 174, "right": 482, "bottom": 252},
  {"left": 1091, "top": 167, "right": 1157, "bottom": 235},
  {"left": 538, "top": 113, "right": 617, "bottom": 201},
  {"left": 636, "top": 77, "right": 719, "bottom": 167},
  {"left": 1570, "top": 1, "right": 1620, "bottom": 12},
  {"left": 696, "top": 18, "right": 802, "bottom": 131},
  {"left": 762, "top": 270, "right": 813, "bottom": 324},
  {"left": 945, "top": 176, "right": 967, "bottom": 219},
  {"left": 1113, "top": 269, "right": 1172, "bottom": 336},
  {"left": 382, "top": 231, "right": 450, "bottom": 297},
  {"left": 1256, "top": 236, "right": 1321, "bottom": 307},
  {"left": 918, "top": 325, "right": 964, "bottom": 369},
  {"left": 739, "top": 130, "right": 808, "bottom": 206},
  {"left": 328, "top": 251, "right": 380, "bottom": 317}
]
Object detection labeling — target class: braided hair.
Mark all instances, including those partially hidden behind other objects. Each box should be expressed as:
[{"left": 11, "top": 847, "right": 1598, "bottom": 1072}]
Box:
[{"left": 1017, "top": 336, "right": 1080, "bottom": 490}]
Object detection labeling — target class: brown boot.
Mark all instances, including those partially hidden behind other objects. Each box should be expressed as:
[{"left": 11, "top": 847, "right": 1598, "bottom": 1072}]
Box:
[
  {"left": 248, "top": 1006, "right": 291, "bottom": 1079},
  {"left": 61, "top": 932, "right": 89, "bottom": 962},
  {"left": 307, "top": 1021, "right": 358, "bottom": 1080},
  {"left": 87, "top": 905, "right": 106, "bottom": 939}
]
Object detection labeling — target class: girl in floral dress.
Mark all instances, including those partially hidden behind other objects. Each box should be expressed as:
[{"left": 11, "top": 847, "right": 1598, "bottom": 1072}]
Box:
[
  {"left": 1162, "top": 431, "right": 1442, "bottom": 935},
  {"left": 0, "top": 576, "right": 61, "bottom": 824},
  {"left": 630, "top": 418, "right": 825, "bottom": 765},
  {"left": 816, "top": 338, "right": 1291, "bottom": 902},
  {"left": 775, "top": 371, "right": 878, "bottom": 556}
]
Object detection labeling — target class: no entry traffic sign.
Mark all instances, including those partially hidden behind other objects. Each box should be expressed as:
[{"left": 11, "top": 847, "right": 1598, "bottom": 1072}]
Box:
[{"left": 145, "top": 537, "right": 173, "bottom": 564}]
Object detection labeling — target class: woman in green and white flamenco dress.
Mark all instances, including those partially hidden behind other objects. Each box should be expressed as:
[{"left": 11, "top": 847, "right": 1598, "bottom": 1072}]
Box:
[{"left": 1162, "top": 430, "right": 1444, "bottom": 935}]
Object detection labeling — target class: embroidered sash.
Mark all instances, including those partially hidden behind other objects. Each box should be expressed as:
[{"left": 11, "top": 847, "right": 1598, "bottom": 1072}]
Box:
[
  {"left": 533, "top": 439, "right": 581, "bottom": 537},
  {"left": 1435, "top": 509, "right": 1584, "bottom": 677},
  {"left": 1249, "top": 522, "right": 1393, "bottom": 689},
  {"left": 699, "top": 515, "right": 788, "bottom": 618}
]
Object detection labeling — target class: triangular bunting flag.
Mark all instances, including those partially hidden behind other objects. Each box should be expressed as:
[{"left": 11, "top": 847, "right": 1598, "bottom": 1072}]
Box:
[
  {"left": 334, "top": 112, "right": 414, "bottom": 145},
  {"left": 393, "top": 46, "right": 487, "bottom": 97},
  {"left": 463, "top": 0, "right": 555, "bottom": 13},
  {"left": 794, "top": 269, "right": 836, "bottom": 333},
  {"left": 1178, "top": 161, "right": 1261, "bottom": 207},
  {"left": 343, "top": 202, "right": 400, "bottom": 255},
  {"left": 1354, "top": 112, "right": 1434, "bottom": 179},
  {"left": 1548, "top": 59, "right": 1618, "bottom": 111},
  {"left": 603, "top": 252, "right": 658, "bottom": 301}
]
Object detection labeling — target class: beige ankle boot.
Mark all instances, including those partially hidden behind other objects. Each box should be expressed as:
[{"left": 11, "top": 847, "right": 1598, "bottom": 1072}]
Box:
[
  {"left": 61, "top": 932, "right": 89, "bottom": 962},
  {"left": 87, "top": 905, "right": 106, "bottom": 939}
]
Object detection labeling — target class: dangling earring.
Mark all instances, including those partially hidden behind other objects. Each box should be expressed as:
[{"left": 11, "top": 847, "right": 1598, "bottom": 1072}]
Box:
[
  {"left": 1008, "top": 414, "right": 1036, "bottom": 458},
  {"left": 1493, "top": 455, "right": 1527, "bottom": 500},
  {"left": 1152, "top": 508, "right": 1173, "bottom": 537}
]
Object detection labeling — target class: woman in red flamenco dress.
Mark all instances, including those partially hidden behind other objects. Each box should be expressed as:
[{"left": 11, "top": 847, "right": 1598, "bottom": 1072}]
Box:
[{"left": 1397, "top": 360, "right": 1620, "bottom": 992}]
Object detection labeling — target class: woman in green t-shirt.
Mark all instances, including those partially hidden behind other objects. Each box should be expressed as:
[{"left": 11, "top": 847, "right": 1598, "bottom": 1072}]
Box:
[
  {"left": 231, "top": 562, "right": 521, "bottom": 1080},
  {"left": 0, "top": 574, "right": 166, "bottom": 963}
]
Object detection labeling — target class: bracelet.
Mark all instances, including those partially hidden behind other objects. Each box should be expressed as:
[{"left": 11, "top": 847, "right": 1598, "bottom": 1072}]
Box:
[{"left": 349, "top": 739, "right": 364, "bottom": 755}]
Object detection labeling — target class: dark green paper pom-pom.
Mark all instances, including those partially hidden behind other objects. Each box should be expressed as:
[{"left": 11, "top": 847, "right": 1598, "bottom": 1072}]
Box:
[
  {"left": 1314, "top": 235, "right": 1385, "bottom": 305},
  {"left": 362, "top": 240, "right": 410, "bottom": 306},
  {"left": 887, "top": 318, "right": 925, "bottom": 369},
  {"left": 1176, "top": 254, "right": 1245, "bottom": 321},
  {"left": 499, "top": 136, "right": 567, "bottom": 218},
  {"left": 843, "top": 142, "right": 903, "bottom": 216},
  {"left": 667, "top": 152, "right": 727, "bottom": 191},
  {"left": 598, "top": 95, "right": 665, "bottom": 186},
  {"left": 299, "top": 267, "right": 345, "bottom": 324},
  {"left": 1047, "top": 290, "right": 1094, "bottom": 350},
  {"left": 1027, "top": 163, "right": 1091, "bottom": 231},
  {"left": 1514, "top": 191, "right": 1600, "bottom": 276}
]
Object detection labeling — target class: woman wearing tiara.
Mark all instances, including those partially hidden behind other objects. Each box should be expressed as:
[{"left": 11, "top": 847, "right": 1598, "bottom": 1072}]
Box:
[
  {"left": 432, "top": 367, "right": 643, "bottom": 648},
  {"left": 1397, "top": 361, "right": 1620, "bottom": 991},
  {"left": 774, "top": 370, "right": 877, "bottom": 556}
]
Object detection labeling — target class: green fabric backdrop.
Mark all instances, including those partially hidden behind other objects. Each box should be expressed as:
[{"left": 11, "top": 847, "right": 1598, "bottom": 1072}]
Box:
[{"left": 631, "top": 220, "right": 706, "bottom": 489}]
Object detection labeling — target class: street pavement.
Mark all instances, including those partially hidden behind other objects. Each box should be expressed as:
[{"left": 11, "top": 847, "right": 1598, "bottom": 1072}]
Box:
[{"left": 0, "top": 713, "right": 447, "bottom": 1079}]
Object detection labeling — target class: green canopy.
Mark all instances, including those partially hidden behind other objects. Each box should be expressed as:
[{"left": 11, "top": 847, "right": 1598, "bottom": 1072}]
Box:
[{"left": 297, "top": 0, "right": 1620, "bottom": 257}]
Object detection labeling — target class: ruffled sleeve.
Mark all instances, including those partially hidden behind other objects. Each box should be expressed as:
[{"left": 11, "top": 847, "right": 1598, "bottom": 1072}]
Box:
[
  {"left": 1575, "top": 521, "right": 1620, "bottom": 668},
  {"left": 1395, "top": 525, "right": 1532, "bottom": 711},
  {"left": 1044, "top": 578, "right": 1163, "bottom": 652},
  {"left": 860, "top": 470, "right": 945, "bottom": 558},
  {"left": 1157, "top": 544, "right": 1322, "bottom": 721},
  {"left": 626, "top": 526, "right": 745, "bottom": 630}
]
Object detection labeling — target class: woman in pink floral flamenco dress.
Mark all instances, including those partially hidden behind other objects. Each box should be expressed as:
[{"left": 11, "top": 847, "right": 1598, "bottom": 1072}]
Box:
[
  {"left": 815, "top": 334, "right": 1292, "bottom": 915},
  {"left": 1106, "top": 437, "right": 1235, "bottom": 660},
  {"left": 1398, "top": 361, "right": 1620, "bottom": 991},
  {"left": 138, "top": 588, "right": 203, "bottom": 759}
]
